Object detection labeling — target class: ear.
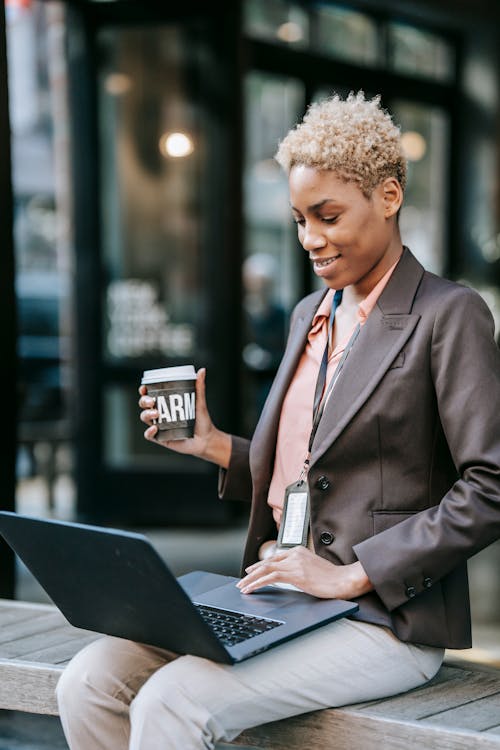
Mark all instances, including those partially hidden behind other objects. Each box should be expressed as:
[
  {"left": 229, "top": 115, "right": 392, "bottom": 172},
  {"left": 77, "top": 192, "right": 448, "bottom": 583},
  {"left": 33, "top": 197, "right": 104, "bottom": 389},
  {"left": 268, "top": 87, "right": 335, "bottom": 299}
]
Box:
[{"left": 381, "top": 177, "right": 403, "bottom": 219}]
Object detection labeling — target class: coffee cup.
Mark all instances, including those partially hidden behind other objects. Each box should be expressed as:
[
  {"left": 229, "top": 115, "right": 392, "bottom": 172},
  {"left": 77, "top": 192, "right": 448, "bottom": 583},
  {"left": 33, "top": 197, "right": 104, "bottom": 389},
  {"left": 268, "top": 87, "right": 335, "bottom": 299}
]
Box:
[{"left": 141, "top": 365, "right": 197, "bottom": 440}]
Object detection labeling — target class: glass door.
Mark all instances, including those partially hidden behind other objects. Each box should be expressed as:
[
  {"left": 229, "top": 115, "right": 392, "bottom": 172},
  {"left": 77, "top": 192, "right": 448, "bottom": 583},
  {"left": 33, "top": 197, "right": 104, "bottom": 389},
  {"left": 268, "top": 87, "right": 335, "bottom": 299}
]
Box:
[
  {"left": 98, "top": 25, "right": 209, "bottom": 474},
  {"left": 241, "top": 71, "right": 304, "bottom": 434},
  {"left": 391, "top": 100, "right": 450, "bottom": 276},
  {"left": 71, "top": 10, "right": 243, "bottom": 525}
]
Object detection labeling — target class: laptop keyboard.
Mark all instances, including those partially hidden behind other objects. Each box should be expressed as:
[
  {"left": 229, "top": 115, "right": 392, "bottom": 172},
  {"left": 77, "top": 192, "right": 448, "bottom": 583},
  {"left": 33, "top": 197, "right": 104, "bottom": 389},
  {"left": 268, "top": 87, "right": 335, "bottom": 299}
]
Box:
[{"left": 195, "top": 604, "right": 283, "bottom": 647}]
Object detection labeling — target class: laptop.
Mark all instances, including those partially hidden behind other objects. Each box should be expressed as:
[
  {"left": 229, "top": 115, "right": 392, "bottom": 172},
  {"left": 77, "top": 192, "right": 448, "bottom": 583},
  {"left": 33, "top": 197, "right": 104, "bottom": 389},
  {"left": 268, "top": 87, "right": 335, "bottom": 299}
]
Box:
[{"left": 0, "top": 511, "right": 358, "bottom": 665}]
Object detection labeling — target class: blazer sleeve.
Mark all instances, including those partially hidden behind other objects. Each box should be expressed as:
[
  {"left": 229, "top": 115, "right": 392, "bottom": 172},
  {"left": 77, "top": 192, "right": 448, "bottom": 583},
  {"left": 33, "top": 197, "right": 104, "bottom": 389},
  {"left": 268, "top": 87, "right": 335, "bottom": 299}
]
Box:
[
  {"left": 353, "top": 287, "right": 500, "bottom": 612},
  {"left": 218, "top": 435, "right": 252, "bottom": 503}
]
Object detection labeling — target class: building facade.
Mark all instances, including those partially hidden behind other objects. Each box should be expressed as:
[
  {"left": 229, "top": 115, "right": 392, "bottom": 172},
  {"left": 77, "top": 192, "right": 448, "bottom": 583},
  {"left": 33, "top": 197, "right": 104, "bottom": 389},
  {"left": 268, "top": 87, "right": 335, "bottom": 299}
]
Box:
[{"left": 1, "top": 1, "right": 500, "bottom": 594}]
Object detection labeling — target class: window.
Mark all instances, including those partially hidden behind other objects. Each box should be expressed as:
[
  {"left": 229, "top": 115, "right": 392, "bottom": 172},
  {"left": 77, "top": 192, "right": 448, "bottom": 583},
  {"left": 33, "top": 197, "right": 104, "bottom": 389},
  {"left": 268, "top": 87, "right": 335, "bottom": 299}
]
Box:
[
  {"left": 242, "top": 71, "right": 304, "bottom": 434},
  {"left": 97, "top": 25, "right": 211, "bottom": 469},
  {"left": 393, "top": 100, "right": 450, "bottom": 275},
  {"left": 7, "top": 1, "right": 74, "bottom": 513},
  {"left": 312, "top": 4, "right": 380, "bottom": 66},
  {"left": 99, "top": 27, "right": 203, "bottom": 367},
  {"left": 244, "top": 0, "right": 309, "bottom": 49},
  {"left": 245, "top": 1, "right": 455, "bottom": 83},
  {"left": 388, "top": 22, "right": 455, "bottom": 82}
]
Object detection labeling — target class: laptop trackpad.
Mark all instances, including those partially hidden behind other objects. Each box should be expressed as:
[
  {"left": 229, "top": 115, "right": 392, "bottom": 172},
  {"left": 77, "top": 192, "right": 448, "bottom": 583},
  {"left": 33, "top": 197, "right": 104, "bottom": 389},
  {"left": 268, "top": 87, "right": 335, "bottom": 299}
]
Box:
[{"left": 194, "top": 580, "right": 314, "bottom": 618}]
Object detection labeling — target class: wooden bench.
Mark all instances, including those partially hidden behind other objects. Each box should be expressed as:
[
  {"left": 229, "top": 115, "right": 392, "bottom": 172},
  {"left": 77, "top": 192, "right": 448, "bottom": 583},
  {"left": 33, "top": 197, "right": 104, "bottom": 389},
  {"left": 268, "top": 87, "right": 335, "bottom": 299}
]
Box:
[{"left": 2, "top": 599, "right": 500, "bottom": 749}]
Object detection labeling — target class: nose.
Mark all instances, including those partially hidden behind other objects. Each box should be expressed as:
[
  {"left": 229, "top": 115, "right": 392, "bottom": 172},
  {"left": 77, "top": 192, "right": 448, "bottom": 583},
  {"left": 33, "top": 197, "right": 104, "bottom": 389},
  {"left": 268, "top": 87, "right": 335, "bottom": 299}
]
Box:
[{"left": 300, "top": 222, "right": 327, "bottom": 252}]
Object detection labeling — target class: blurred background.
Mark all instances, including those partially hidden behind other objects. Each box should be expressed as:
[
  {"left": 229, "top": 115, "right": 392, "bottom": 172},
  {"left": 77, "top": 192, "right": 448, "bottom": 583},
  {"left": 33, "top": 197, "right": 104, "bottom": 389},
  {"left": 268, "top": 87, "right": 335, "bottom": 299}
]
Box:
[{"left": 1, "top": 0, "right": 500, "bottom": 664}]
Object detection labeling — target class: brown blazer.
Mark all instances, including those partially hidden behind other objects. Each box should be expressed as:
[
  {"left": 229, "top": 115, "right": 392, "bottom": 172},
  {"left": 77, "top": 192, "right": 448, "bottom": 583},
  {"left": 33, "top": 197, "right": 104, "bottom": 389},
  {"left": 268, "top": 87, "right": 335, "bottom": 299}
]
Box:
[{"left": 219, "top": 248, "right": 500, "bottom": 648}]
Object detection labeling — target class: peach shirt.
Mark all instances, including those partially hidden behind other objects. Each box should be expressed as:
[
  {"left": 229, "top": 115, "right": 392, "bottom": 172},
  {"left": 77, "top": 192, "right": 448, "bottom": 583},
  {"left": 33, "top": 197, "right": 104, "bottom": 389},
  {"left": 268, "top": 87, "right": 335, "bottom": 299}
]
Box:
[{"left": 268, "top": 259, "right": 401, "bottom": 526}]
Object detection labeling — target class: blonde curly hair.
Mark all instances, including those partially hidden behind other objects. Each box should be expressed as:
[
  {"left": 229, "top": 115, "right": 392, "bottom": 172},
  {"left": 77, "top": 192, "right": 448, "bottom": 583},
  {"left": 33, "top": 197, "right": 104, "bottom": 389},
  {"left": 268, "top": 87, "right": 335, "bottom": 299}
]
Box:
[{"left": 274, "top": 91, "right": 407, "bottom": 196}]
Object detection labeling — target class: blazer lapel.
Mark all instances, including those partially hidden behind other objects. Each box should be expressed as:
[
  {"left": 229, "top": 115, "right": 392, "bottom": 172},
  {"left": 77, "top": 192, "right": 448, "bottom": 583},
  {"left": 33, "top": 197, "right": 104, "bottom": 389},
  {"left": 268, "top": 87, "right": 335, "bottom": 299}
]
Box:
[
  {"left": 249, "top": 290, "right": 327, "bottom": 480},
  {"left": 310, "top": 248, "right": 425, "bottom": 465}
]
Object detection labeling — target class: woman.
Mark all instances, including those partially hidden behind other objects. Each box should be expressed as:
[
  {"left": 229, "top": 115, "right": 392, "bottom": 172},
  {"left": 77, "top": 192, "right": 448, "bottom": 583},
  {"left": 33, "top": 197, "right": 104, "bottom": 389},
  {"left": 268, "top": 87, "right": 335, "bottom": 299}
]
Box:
[{"left": 57, "top": 91, "right": 500, "bottom": 750}]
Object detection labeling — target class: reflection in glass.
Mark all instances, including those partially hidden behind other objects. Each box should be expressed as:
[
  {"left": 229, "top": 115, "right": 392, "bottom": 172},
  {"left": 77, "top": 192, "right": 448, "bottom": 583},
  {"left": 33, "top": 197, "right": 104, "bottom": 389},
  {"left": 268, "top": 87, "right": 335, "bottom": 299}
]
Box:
[
  {"left": 242, "top": 253, "right": 287, "bottom": 409},
  {"left": 392, "top": 101, "right": 449, "bottom": 275},
  {"left": 98, "top": 26, "right": 205, "bottom": 364},
  {"left": 312, "top": 4, "right": 380, "bottom": 66},
  {"left": 244, "top": 0, "right": 309, "bottom": 49},
  {"left": 106, "top": 279, "right": 194, "bottom": 359},
  {"left": 7, "top": 0, "right": 73, "bottom": 507},
  {"left": 97, "top": 25, "right": 212, "bottom": 469},
  {"left": 243, "top": 72, "right": 304, "bottom": 434},
  {"left": 388, "top": 23, "right": 454, "bottom": 82}
]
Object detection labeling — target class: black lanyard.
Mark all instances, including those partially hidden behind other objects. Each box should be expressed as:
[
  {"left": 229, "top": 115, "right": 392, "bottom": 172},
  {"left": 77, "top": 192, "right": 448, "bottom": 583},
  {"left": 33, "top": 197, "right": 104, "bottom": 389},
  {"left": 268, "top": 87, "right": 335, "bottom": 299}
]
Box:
[{"left": 307, "top": 289, "right": 361, "bottom": 456}]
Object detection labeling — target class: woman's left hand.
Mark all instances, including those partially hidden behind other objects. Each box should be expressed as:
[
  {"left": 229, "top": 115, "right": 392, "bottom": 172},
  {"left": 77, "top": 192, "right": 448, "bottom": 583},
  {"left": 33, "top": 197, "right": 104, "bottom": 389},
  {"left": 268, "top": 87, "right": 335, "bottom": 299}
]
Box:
[{"left": 236, "top": 546, "right": 373, "bottom": 600}]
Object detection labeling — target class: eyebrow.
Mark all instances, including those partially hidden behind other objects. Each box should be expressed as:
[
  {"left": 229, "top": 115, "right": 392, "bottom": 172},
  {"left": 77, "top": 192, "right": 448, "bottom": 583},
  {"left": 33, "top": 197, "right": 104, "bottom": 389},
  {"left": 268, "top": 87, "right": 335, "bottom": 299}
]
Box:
[{"left": 290, "top": 199, "right": 343, "bottom": 212}]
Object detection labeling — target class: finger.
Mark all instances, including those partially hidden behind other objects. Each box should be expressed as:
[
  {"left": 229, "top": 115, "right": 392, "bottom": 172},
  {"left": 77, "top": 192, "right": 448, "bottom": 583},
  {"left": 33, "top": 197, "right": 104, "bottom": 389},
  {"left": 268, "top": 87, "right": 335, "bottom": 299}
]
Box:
[
  {"left": 195, "top": 368, "right": 208, "bottom": 414},
  {"left": 139, "top": 395, "right": 156, "bottom": 409},
  {"left": 236, "top": 564, "right": 267, "bottom": 587},
  {"left": 144, "top": 424, "right": 158, "bottom": 441},
  {"left": 140, "top": 409, "right": 158, "bottom": 425},
  {"left": 138, "top": 385, "right": 148, "bottom": 396},
  {"left": 164, "top": 440, "right": 194, "bottom": 453},
  {"left": 238, "top": 550, "right": 308, "bottom": 589},
  {"left": 237, "top": 559, "right": 283, "bottom": 587},
  {"left": 243, "top": 560, "right": 266, "bottom": 574},
  {"left": 238, "top": 570, "right": 283, "bottom": 594},
  {"left": 245, "top": 548, "right": 290, "bottom": 572}
]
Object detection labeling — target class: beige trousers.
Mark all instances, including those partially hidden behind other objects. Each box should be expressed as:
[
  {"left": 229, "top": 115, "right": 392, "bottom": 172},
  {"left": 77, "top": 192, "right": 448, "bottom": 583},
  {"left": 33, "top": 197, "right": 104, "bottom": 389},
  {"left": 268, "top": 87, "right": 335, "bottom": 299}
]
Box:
[{"left": 56, "top": 618, "right": 443, "bottom": 750}]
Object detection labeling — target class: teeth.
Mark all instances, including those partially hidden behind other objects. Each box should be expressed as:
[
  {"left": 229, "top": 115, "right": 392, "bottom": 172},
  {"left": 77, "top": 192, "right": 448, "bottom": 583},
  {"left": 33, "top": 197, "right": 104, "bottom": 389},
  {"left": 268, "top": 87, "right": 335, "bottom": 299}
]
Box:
[{"left": 315, "top": 256, "right": 339, "bottom": 267}]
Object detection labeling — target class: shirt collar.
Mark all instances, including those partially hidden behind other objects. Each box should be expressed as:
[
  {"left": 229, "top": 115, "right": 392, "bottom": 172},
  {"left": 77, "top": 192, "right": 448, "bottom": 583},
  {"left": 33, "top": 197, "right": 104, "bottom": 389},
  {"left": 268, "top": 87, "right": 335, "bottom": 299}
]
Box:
[
  {"left": 357, "top": 256, "right": 401, "bottom": 321},
  {"left": 311, "top": 254, "right": 402, "bottom": 328},
  {"left": 311, "top": 288, "right": 334, "bottom": 333}
]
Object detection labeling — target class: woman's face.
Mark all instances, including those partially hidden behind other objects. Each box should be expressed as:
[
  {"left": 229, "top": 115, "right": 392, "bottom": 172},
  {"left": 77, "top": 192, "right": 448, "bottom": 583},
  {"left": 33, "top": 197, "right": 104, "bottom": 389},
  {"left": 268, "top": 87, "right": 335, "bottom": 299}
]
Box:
[{"left": 289, "top": 165, "right": 402, "bottom": 294}]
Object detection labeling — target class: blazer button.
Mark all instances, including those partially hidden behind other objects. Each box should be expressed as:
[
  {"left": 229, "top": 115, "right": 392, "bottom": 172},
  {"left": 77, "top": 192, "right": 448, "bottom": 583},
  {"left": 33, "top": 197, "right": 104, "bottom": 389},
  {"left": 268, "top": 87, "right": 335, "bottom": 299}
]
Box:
[
  {"left": 423, "top": 577, "right": 433, "bottom": 589},
  {"left": 320, "top": 531, "right": 334, "bottom": 545},
  {"left": 315, "top": 476, "right": 330, "bottom": 491},
  {"left": 406, "top": 585, "right": 416, "bottom": 599}
]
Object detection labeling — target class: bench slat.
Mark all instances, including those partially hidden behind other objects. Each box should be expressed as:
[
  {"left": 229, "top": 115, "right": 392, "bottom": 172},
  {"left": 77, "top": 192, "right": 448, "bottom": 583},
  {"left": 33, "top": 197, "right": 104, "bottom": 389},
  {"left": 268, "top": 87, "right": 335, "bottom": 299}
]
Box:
[
  {"left": 0, "top": 660, "right": 61, "bottom": 715},
  {"left": 0, "top": 611, "right": 67, "bottom": 644},
  {"left": 483, "top": 727, "right": 500, "bottom": 736},
  {"left": 0, "top": 607, "right": 50, "bottom": 627},
  {"left": 0, "top": 625, "right": 94, "bottom": 659},
  {"left": 347, "top": 665, "right": 459, "bottom": 711},
  {"left": 356, "top": 668, "right": 500, "bottom": 721},
  {"left": 421, "top": 692, "right": 500, "bottom": 731},
  {"left": 234, "top": 711, "right": 500, "bottom": 750},
  {"left": 24, "top": 634, "right": 100, "bottom": 664}
]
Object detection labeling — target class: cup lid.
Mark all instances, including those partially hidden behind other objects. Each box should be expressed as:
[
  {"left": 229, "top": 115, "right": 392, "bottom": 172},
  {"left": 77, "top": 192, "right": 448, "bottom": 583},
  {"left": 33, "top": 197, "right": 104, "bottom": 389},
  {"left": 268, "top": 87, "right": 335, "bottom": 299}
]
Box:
[{"left": 141, "top": 365, "right": 196, "bottom": 384}]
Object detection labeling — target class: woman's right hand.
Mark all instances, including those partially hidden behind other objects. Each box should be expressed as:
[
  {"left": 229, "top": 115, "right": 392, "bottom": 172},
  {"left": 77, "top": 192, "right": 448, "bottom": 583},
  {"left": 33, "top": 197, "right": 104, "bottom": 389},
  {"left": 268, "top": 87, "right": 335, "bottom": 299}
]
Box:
[{"left": 138, "top": 367, "right": 231, "bottom": 468}]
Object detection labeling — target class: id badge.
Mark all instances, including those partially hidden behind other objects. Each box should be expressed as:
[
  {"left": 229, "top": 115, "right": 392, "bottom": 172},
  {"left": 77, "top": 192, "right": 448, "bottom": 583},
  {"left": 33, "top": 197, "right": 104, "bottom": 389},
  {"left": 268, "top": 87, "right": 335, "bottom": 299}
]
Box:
[{"left": 277, "top": 480, "right": 310, "bottom": 548}]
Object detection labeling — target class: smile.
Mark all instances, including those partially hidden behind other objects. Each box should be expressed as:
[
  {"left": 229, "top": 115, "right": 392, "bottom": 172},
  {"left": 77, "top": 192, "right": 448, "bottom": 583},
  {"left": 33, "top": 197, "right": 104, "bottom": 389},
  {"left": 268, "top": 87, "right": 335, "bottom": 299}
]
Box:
[{"left": 312, "top": 255, "right": 341, "bottom": 269}]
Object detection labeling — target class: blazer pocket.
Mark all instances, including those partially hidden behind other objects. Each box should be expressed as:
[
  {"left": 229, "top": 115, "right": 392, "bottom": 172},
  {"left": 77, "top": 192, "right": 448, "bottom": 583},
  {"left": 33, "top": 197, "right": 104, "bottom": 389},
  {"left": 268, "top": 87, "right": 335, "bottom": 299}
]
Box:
[
  {"left": 371, "top": 509, "right": 420, "bottom": 535},
  {"left": 388, "top": 352, "right": 405, "bottom": 370}
]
